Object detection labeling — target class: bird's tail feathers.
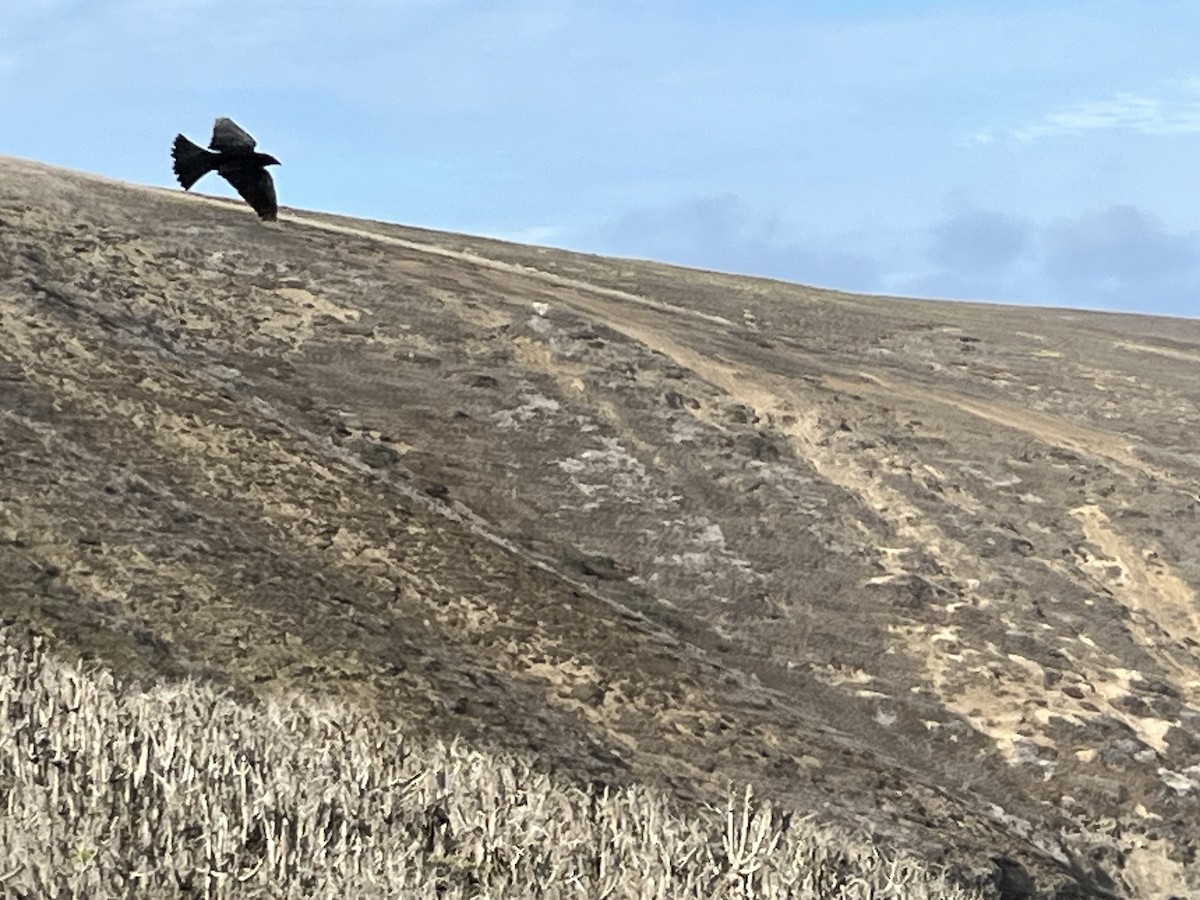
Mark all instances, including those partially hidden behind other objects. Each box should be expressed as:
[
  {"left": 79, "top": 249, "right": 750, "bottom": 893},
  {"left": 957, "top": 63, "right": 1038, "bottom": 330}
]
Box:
[{"left": 171, "top": 135, "right": 218, "bottom": 190}]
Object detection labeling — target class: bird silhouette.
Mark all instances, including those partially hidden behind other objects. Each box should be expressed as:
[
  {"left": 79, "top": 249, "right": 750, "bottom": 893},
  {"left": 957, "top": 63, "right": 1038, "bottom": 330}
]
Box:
[{"left": 172, "top": 118, "right": 281, "bottom": 220}]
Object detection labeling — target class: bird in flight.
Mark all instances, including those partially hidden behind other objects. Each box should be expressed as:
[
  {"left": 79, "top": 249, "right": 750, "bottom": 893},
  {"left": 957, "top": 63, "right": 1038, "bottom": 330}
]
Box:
[{"left": 172, "top": 118, "right": 281, "bottom": 220}]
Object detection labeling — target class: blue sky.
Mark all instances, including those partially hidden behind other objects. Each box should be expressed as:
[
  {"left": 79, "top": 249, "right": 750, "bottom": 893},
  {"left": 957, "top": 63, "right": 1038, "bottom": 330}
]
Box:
[{"left": 3, "top": 1, "right": 1199, "bottom": 318}]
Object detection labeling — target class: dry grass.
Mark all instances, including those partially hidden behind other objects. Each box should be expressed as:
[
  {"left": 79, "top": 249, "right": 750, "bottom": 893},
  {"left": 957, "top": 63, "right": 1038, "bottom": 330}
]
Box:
[{"left": 0, "top": 627, "right": 987, "bottom": 898}]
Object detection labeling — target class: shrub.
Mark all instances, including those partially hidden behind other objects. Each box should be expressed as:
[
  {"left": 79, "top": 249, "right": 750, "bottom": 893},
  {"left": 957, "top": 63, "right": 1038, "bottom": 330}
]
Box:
[{"left": 0, "top": 628, "right": 985, "bottom": 898}]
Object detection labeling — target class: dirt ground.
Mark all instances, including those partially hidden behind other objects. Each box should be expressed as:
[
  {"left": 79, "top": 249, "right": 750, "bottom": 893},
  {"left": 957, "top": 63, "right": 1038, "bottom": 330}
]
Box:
[{"left": 3, "top": 157, "right": 1199, "bottom": 897}]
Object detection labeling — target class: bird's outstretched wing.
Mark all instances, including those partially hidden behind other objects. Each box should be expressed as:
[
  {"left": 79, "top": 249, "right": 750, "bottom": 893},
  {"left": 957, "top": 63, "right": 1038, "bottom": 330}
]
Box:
[
  {"left": 219, "top": 167, "right": 278, "bottom": 220},
  {"left": 209, "top": 117, "right": 257, "bottom": 152}
]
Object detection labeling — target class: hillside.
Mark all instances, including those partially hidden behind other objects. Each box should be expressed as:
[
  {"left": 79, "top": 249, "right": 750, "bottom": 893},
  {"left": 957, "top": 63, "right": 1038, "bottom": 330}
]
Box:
[{"left": 2, "top": 157, "right": 1199, "bottom": 898}]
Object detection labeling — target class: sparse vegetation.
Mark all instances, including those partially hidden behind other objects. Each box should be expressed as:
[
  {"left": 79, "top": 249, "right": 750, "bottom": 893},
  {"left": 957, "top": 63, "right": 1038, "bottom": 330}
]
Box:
[
  {"left": 0, "top": 628, "right": 986, "bottom": 898},
  {"left": 14, "top": 158, "right": 1195, "bottom": 896}
]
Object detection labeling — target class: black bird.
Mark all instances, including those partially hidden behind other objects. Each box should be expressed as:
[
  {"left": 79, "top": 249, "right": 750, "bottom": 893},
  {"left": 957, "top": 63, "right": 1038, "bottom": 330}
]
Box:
[{"left": 172, "top": 118, "right": 281, "bottom": 220}]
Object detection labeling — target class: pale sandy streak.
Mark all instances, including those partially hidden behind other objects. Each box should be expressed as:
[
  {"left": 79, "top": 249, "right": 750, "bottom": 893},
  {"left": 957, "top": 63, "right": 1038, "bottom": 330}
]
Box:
[{"left": 281, "top": 213, "right": 737, "bottom": 329}]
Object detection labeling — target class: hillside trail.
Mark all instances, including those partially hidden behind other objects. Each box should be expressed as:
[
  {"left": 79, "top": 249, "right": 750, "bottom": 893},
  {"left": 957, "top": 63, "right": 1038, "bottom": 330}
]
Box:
[
  {"left": 530, "top": 281, "right": 1200, "bottom": 743},
  {"left": 277, "top": 206, "right": 1198, "bottom": 616},
  {"left": 141, "top": 192, "right": 1200, "bottom": 680},
  {"left": 278, "top": 206, "right": 1200, "bottom": 726},
  {"left": 278, "top": 208, "right": 1165, "bottom": 481},
  {"left": 278, "top": 212, "right": 739, "bottom": 329}
]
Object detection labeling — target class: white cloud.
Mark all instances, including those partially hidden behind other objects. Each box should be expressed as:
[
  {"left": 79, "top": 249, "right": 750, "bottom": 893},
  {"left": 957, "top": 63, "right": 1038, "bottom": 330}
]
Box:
[
  {"left": 959, "top": 130, "right": 995, "bottom": 147},
  {"left": 1011, "top": 78, "right": 1200, "bottom": 143}
]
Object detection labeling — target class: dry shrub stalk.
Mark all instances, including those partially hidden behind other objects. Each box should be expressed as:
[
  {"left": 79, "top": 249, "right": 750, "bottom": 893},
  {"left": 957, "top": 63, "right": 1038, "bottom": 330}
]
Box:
[{"left": 0, "top": 628, "right": 985, "bottom": 898}]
